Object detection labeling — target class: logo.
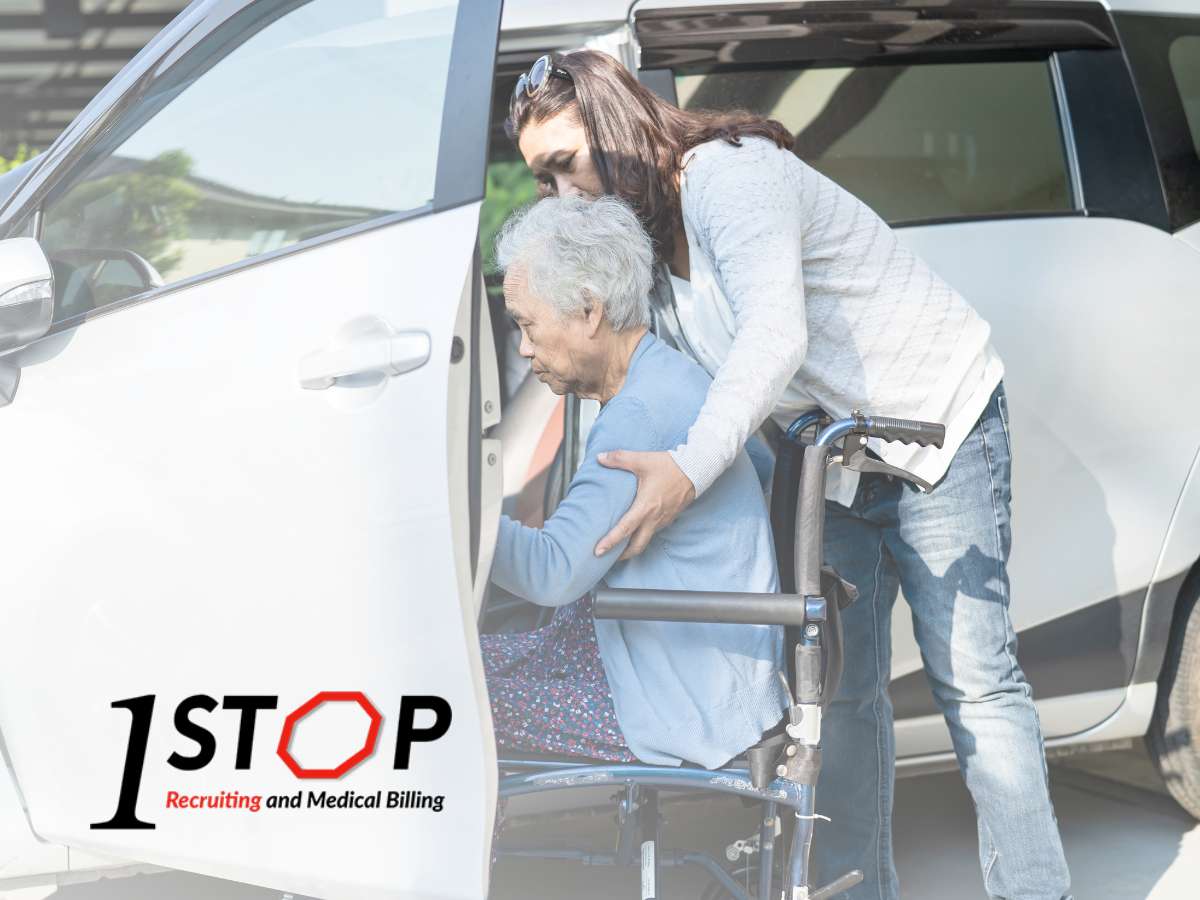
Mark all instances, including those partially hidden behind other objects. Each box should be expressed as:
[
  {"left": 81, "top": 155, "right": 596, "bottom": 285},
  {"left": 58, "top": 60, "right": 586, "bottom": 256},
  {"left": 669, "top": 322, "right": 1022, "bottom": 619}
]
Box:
[{"left": 91, "top": 691, "right": 451, "bottom": 829}]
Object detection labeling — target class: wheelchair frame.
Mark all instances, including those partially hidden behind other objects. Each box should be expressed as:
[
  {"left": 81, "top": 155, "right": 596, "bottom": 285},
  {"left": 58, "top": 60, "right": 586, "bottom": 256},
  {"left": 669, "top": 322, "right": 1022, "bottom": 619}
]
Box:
[{"left": 494, "top": 411, "right": 944, "bottom": 900}]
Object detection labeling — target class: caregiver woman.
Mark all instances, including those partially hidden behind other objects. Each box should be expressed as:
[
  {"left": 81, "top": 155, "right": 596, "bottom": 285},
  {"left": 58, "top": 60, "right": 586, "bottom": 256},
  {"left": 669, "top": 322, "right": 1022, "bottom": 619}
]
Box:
[{"left": 507, "top": 50, "right": 1070, "bottom": 900}]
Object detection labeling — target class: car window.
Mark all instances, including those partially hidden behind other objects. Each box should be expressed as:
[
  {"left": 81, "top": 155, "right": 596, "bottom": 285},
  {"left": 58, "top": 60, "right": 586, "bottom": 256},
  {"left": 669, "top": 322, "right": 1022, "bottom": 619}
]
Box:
[
  {"left": 481, "top": 159, "right": 536, "bottom": 297},
  {"left": 480, "top": 62, "right": 538, "bottom": 301},
  {"left": 38, "top": 0, "right": 460, "bottom": 324},
  {"left": 676, "top": 60, "right": 1073, "bottom": 226},
  {"left": 1119, "top": 14, "right": 1200, "bottom": 231}
]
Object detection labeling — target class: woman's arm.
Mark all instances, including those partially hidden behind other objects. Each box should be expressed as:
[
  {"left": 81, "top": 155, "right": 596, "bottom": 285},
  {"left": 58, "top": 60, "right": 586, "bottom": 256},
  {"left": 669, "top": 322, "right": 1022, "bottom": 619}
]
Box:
[
  {"left": 670, "top": 138, "right": 809, "bottom": 497},
  {"left": 492, "top": 397, "right": 658, "bottom": 606},
  {"left": 594, "top": 140, "right": 807, "bottom": 558}
]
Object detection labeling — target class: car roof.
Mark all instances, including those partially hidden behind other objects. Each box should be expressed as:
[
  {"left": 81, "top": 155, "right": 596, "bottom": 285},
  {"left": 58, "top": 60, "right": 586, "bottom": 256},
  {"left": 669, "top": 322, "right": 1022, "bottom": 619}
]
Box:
[{"left": 499, "top": 0, "right": 1196, "bottom": 35}]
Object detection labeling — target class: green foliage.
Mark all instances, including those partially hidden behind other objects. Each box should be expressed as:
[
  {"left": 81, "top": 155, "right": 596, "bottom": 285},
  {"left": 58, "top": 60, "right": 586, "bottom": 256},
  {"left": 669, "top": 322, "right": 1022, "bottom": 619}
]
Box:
[
  {"left": 0, "top": 144, "right": 40, "bottom": 174},
  {"left": 49, "top": 149, "right": 200, "bottom": 278},
  {"left": 479, "top": 159, "right": 537, "bottom": 276}
]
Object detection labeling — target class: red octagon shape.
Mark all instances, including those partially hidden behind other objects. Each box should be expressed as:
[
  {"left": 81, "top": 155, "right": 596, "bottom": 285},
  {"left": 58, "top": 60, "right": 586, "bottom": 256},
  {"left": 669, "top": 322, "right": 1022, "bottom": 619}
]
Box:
[{"left": 276, "top": 691, "right": 382, "bottom": 779}]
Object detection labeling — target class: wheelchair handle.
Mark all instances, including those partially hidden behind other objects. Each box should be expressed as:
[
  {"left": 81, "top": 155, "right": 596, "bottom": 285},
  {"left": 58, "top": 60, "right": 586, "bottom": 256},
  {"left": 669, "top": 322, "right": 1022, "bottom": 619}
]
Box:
[
  {"left": 793, "top": 412, "right": 944, "bottom": 596},
  {"left": 812, "top": 412, "right": 945, "bottom": 449},
  {"left": 856, "top": 414, "right": 945, "bottom": 449}
]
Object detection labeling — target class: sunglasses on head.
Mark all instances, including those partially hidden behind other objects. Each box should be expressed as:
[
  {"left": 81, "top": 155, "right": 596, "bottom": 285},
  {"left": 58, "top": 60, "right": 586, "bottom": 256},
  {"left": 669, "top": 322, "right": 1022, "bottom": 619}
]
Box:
[{"left": 510, "top": 53, "right": 573, "bottom": 118}]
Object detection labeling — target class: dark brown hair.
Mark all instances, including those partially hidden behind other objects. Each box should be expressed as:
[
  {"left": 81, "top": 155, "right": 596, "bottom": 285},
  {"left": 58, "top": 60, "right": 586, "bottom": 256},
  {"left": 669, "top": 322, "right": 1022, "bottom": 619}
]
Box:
[{"left": 507, "top": 50, "right": 793, "bottom": 261}]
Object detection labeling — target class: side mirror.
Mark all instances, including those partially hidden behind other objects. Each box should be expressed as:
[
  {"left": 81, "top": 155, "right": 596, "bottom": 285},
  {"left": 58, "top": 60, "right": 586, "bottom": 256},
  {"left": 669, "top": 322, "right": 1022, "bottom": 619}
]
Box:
[{"left": 0, "top": 237, "right": 54, "bottom": 354}]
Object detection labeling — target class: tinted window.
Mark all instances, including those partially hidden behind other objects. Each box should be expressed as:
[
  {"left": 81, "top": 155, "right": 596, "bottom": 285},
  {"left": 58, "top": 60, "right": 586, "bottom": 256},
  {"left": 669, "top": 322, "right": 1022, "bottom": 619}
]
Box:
[
  {"left": 1119, "top": 14, "right": 1200, "bottom": 230},
  {"left": 676, "top": 61, "right": 1073, "bottom": 225},
  {"left": 39, "top": 0, "right": 459, "bottom": 323}
]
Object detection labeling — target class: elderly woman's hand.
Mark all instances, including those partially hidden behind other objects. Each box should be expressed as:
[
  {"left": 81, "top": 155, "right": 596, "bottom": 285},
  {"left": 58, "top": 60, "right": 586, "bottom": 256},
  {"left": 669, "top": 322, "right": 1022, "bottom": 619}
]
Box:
[{"left": 594, "top": 450, "right": 697, "bottom": 560}]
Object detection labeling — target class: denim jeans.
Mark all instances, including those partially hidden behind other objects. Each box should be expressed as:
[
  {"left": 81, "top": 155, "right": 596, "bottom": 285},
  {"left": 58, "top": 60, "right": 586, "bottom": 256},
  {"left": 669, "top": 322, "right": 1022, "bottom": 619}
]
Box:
[{"left": 813, "top": 382, "right": 1071, "bottom": 900}]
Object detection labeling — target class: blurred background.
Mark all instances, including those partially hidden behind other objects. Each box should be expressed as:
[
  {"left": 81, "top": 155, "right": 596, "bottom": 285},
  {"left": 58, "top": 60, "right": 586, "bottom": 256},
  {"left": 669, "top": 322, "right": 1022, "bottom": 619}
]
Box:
[{"left": 0, "top": 2, "right": 189, "bottom": 168}]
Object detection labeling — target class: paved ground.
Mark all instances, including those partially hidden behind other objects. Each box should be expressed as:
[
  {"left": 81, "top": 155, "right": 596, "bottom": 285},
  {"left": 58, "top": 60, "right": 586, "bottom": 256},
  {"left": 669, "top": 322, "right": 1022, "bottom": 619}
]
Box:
[
  {"left": 488, "top": 741, "right": 1200, "bottom": 899},
  {"left": 3, "top": 741, "right": 1197, "bottom": 899},
  {"left": 892, "top": 746, "right": 1200, "bottom": 900}
]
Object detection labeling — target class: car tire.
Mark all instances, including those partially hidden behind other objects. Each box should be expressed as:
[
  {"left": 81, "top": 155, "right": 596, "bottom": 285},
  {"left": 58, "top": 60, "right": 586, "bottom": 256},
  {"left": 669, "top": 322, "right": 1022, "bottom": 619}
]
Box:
[{"left": 1149, "top": 570, "right": 1200, "bottom": 819}]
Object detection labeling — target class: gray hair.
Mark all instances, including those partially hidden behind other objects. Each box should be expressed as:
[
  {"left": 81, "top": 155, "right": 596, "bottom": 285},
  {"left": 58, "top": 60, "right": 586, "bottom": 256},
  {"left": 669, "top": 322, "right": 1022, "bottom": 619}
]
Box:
[{"left": 494, "top": 195, "right": 653, "bottom": 332}]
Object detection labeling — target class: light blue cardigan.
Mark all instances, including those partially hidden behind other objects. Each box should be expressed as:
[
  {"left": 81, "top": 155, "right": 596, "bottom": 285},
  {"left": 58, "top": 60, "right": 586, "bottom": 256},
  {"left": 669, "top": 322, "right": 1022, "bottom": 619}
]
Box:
[{"left": 490, "top": 332, "right": 788, "bottom": 768}]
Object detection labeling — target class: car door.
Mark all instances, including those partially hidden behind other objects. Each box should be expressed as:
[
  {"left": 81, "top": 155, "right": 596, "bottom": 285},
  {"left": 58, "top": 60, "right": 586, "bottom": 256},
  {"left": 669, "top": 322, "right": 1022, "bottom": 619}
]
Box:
[
  {"left": 627, "top": 0, "right": 1200, "bottom": 757},
  {"left": 0, "top": 1, "right": 502, "bottom": 898}
]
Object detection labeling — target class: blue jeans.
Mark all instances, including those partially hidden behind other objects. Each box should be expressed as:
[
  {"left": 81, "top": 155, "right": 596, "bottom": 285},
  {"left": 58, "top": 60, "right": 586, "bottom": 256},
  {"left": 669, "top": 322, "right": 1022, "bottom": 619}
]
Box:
[{"left": 814, "top": 382, "right": 1071, "bottom": 899}]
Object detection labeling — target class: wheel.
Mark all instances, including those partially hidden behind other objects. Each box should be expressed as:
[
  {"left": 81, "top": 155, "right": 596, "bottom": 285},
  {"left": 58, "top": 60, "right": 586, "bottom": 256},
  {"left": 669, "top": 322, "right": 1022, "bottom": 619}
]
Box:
[{"left": 1149, "top": 570, "right": 1200, "bottom": 819}]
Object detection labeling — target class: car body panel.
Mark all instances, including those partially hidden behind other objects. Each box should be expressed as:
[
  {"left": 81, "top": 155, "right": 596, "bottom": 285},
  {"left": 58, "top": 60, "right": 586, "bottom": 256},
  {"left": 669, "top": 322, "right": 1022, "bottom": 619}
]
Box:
[
  {"left": 0, "top": 204, "right": 494, "bottom": 900},
  {"left": 885, "top": 214, "right": 1200, "bottom": 745},
  {"left": 1178, "top": 220, "right": 1200, "bottom": 255},
  {"left": 1149, "top": 431, "right": 1200, "bottom": 593},
  {"left": 0, "top": 0, "right": 503, "bottom": 895}
]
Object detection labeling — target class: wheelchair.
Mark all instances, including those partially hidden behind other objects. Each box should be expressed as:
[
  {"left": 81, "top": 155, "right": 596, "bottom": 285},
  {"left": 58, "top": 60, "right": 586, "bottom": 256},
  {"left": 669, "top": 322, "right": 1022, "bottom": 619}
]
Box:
[{"left": 493, "top": 409, "right": 945, "bottom": 899}]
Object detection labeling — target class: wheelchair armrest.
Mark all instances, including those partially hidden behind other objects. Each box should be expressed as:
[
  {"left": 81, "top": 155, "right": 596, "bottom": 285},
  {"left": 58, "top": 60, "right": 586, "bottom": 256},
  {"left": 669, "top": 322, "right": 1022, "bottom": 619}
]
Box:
[
  {"left": 592, "top": 588, "right": 808, "bottom": 627},
  {"left": 595, "top": 582, "right": 853, "bottom": 713}
]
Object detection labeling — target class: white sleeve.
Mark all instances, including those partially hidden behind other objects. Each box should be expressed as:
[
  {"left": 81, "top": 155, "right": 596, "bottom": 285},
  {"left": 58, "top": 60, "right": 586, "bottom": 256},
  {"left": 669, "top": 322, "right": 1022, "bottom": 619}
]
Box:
[{"left": 668, "top": 140, "right": 809, "bottom": 497}]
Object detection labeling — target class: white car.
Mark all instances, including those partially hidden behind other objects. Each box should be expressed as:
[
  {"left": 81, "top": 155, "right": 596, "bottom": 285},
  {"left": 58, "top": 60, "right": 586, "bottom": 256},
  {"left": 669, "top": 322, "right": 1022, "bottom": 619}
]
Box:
[{"left": 0, "top": 0, "right": 1197, "bottom": 898}]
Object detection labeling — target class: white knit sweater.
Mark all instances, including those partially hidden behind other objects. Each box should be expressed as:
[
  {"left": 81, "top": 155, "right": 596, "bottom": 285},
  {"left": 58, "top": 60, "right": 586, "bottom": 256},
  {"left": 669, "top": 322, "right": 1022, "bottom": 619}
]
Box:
[{"left": 665, "top": 136, "right": 1004, "bottom": 501}]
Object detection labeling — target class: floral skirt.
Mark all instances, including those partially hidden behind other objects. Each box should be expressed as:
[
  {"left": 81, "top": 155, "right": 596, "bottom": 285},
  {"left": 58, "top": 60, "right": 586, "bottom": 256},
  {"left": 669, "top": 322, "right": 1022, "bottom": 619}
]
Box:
[{"left": 481, "top": 594, "right": 636, "bottom": 762}]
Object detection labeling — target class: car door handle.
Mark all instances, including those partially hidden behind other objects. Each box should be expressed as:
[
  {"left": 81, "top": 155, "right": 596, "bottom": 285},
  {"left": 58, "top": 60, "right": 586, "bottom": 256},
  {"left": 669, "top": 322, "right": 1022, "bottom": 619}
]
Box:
[{"left": 299, "top": 324, "right": 431, "bottom": 390}]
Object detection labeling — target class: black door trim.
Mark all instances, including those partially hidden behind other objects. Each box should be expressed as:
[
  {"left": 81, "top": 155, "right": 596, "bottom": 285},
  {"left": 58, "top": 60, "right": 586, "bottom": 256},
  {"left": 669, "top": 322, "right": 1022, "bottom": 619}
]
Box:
[
  {"left": 435, "top": 0, "right": 504, "bottom": 211},
  {"left": 1055, "top": 46, "right": 1171, "bottom": 231}
]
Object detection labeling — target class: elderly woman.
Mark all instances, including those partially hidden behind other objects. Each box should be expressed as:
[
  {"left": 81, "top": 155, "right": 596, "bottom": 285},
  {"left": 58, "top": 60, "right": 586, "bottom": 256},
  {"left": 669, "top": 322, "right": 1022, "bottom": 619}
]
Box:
[{"left": 486, "top": 195, "right": 788, "bottom": 768}]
